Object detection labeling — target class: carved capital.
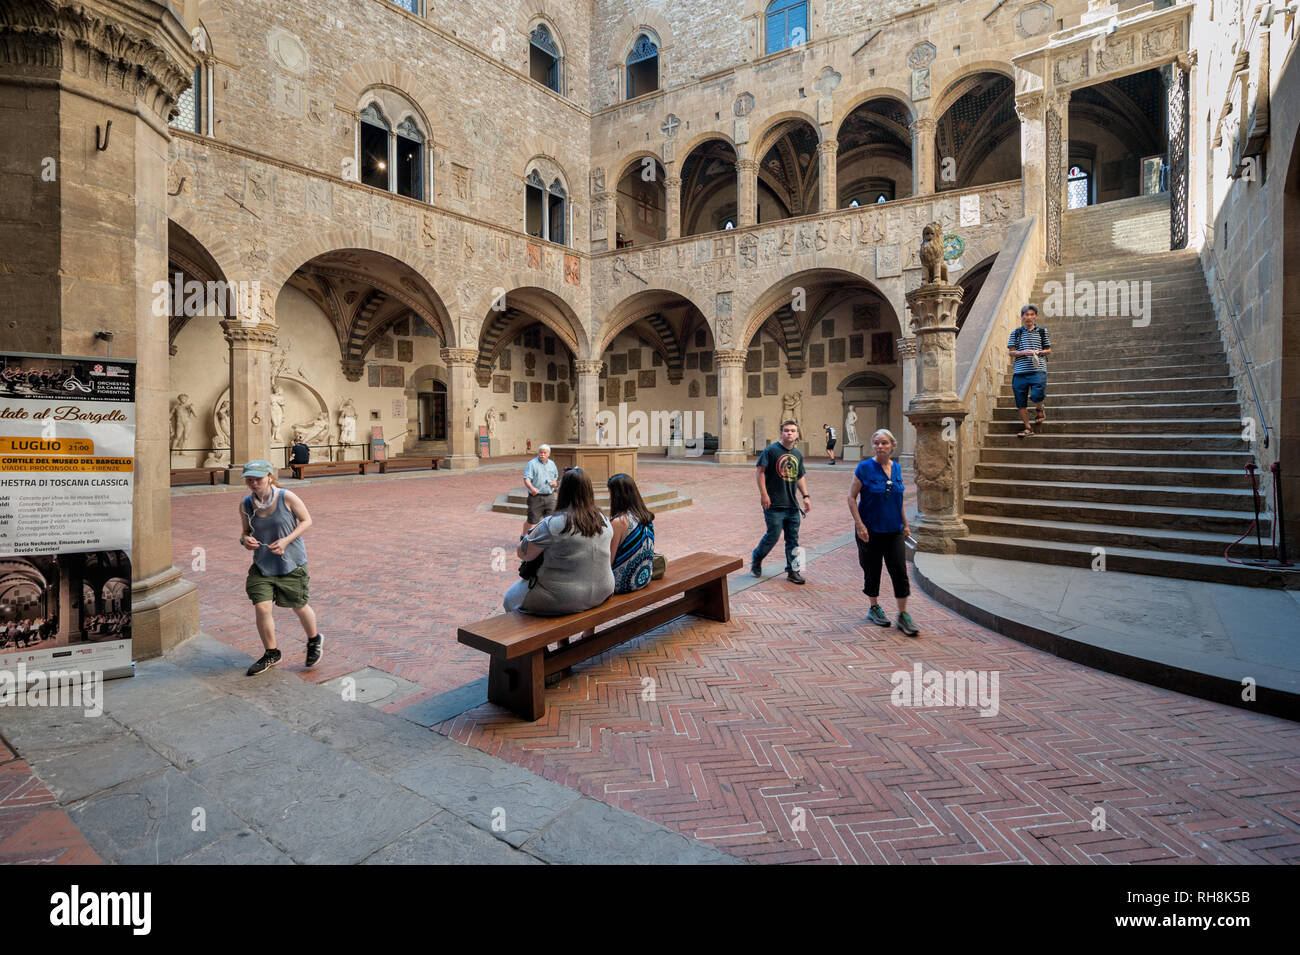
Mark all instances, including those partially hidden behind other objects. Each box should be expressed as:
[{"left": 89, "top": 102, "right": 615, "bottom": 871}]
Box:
[
  {"left": 1048, "top": 89, "right": 1071, "bottom": 111},
  {"left": 715, "top": 349, "right": 748, "bottom": 368},
  {"left": 0, "top": 0, "right": 197, "bottom": 125},
  {"left": 816, "top": 139, "right": 839, "bottom": 155},
  {"left": 221, "top": 319, "right": 278, "bottom": 347},
  {"left": 736, "top": 159, "right": 760, "bottom": 173},
  {"left": 440, "top": 347, "right": 478, "bottom": 366},
  {"left": 341, "top": 358, "right": 365, "bottom": 382},
  {"left": 573, "top": 359, "right": 604, "bottom": 377},
  {"left": 1013, "top": 91, "right": 1044, "bottom": 122},
  {"left": 1174, "top": 50, "right": 1197, "bottom": 73},
  {"left": 896, "top": 337, "right": 918, "bottom": 360},
  {"left": 665, "top": 176, "right": 683, "bottom": 190},
  {"left": 909, "top": 117, "right": 936, "bottom": 138}
]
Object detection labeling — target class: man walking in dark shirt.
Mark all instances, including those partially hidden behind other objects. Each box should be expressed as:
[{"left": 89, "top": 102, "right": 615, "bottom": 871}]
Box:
[{"left": 752, "top": 420, "right": 811, "bottom": 584}]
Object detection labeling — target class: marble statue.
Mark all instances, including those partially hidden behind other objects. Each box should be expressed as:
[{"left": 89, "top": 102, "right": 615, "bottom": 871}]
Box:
[
  {"left": 213, "top": 396, "right": 231, "bottom": 449},
  {"left": 294, "top": 411, "right": 330, "bottom": 446},
  {"left": 170, "top": 394, "right": 195, "bottom": 449},
  {"left": 780, "top": 391, "right": 803, "bottom": 428},
  {"left": 270, "top": 384, "right": 286, "bottom": 443},
  {"left": 338, "top": 398, "right": 357, "bottom": 445},
  {"left": 567, "top": 400, "right": 578, "bottom": 440},
  {"left": 669, "top": 410, "right": 683, "bottom": 442},
  {"left": 844, "top": 405, "right": 859, "bottom": 446},
  {"left": 485, "top": 407, "right": 498, "bottom": 439}
]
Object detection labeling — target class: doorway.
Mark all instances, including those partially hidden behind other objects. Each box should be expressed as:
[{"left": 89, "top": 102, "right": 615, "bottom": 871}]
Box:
[{"left": 418, "top": 380, "right": 447, "bottom": 440}]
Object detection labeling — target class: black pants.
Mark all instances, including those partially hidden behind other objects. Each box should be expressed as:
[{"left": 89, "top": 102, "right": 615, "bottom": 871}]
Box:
[{"left": 856, "top": 530, "right": 910, "bottom": 599}]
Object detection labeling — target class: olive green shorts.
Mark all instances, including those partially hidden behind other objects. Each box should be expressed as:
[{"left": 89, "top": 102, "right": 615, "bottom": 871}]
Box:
[{"left": 246, "top": 563, "right": 310, "bottom": 608}]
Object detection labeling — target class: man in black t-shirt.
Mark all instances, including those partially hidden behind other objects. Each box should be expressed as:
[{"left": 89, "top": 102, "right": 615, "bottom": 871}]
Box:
[
  {"left": 289, "top": 441, "right": 310, "bottom": 465},
  {"left": 752, "top": 420, "right": 811, "bottom": 584}
]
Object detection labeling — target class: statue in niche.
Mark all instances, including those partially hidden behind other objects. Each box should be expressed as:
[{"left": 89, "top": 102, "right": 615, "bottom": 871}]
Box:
[
  {"left": 669, "top": 410, "right": 683, "bottom": 443},
  {"left": 485, "top": 407, "right": 498, "bottom": 439},
  {"left": 170, "top": 394, "right": 196, "bottom": 449},
  {"left": 294, "top": 411, "right": 330, "bottom": 446},
  {"left": 567, "top": 399, "right": 578, "bottom": 441},
  {"left": 844, "top": 405, "right": 859, "bottom": 446},
  {"left": 270, "top": 384, "right": 287, "bottom": 443},
  {"left": 780, "top": 391, "right": 803, "bottom": 428},
  {"left": 337, "top": 398, "right": 358, "bottom": 446},
  {"left": 202, "top": 397, "right": 231, "bottom": 467}
]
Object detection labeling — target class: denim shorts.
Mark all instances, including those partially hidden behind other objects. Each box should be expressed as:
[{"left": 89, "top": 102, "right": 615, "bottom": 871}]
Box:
[{"left": 1012, "top": 370, "right": 1047, "bottom": 409}]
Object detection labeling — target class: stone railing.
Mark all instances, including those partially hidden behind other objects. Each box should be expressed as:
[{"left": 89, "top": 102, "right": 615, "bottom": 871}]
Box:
[
  {"left": 592, "top": 180, "right": 1024, "bottom": 335},
  {"left": 952, "top": 214, "right": 1043, "bottom": 502}
]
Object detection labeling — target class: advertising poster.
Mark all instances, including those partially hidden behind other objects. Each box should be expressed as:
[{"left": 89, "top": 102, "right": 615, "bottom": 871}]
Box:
[{"left": 0, "top": 352, "right": 135, "bottom": 677}]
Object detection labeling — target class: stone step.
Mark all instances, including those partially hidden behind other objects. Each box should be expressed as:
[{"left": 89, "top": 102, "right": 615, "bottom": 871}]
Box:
[
  {"left": 1047, "top": 351, "right": 1232, "bottom": 371},
  {"left": 490, "top": 482, "right": 693, "bottom": 516},
  {"left": 1047, "top": 333, "right": 1225, "bottom": 352},
  {"left": 979, "top": 447, "right": 1254, "bottom": 468},
  {"left": 994, "top": 389, "right": 1237, "bottom": 408},
  {"left": 1053, "top": 341, "right": 1226, "bottom": 360},
  {"left": 983, "top": 433, "right": 1249, "bottom": 451},
  {"left": 1050, "top": 363, "right": 1229, "bottom": 382},
  {"left": 991, "top": 402, "right": 1237, "bottom": 420},
  {"left": 952, "top": 535, "right": 1298, "bottom": 588},
  {"left": 998, "top": 376, "right": 1235, "bottom": 395},
  {"left": 967, "top": 478, "right": 1260, "bottom": 511},
  {"left": 960, "top": 514, "right": 1250, "bottom": 558},
  {"left": 972, "top": 461, "right": 1255, "bottom": 489},
  {"left": 986, "top": 418, "right": 1242, "bottom": 435},
  {"left": 1035, "top": 315, "right": 1220, "bottom": 331},
  {"left": 963, "top": 495, "right": 1268, "bottom": 535}
]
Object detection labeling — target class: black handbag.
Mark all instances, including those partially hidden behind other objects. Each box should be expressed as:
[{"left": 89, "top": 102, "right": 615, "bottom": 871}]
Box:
[{"left": 519, "top": 553, "right": 544, "bottom": 588}]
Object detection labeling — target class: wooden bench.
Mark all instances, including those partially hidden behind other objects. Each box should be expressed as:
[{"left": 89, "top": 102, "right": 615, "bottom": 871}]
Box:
[
  {"left": 458, "top": 552, "right": 743, "bottom": 720},
  {"left": 376, "top": 456, "right": 440, "bottom": 473},
  {"left": 170, "top": 467, "right": 227, "bottom": 486},
  {"left": 290, "top": 460, "right": 370, "bottom": 479}
]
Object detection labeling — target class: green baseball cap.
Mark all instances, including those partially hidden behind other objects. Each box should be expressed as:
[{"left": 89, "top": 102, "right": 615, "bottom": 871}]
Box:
[{"left": 241, "top": 459, "right": 275, "bottom": 478}]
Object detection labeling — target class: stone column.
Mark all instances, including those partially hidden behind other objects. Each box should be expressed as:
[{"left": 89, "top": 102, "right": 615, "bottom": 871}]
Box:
[
  {"left": 904, "top": 275, "right": 968, "bottom": 552},
  {"left": 897, "top": 336, "right": 918, "bottom": 469},
  {"left": 665, "top": 176, "right": 683, "bottom": 240},
  {"left": 574, "top": 359, "right": 603, "bottom": 443},
  {"left": 715, "top": 350, "right": 748, "bottom": 464},
  {"left": 222, "top": 306, "right": 277, "bottom": 467},
  {"left": 0, "top": 0, "right": 200, "bottom": 657},
  {"left": 1014, "top": 86, "right": 1046, "bottom": 262},
  {"left": 817, "top": 140, "right": 838, "bottom": 211},
  {"left": 910, "top": 118, "right": 936, "bottom": 196},
  {"left": 736, "top": 159, "right": 759, "bottom": 227},
  {"left": 441, "top": 347, "right": 479, "bottom": 469}
]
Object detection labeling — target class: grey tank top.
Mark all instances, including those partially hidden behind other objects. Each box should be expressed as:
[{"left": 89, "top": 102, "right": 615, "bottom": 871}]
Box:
[{"left": 245, "top": 489, "right": 307, "bottom": 576}]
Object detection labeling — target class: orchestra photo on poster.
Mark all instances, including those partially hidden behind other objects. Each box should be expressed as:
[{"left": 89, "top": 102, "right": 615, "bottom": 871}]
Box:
[{"left": 0, "top": 551, "right": 131, "bottom": 656}]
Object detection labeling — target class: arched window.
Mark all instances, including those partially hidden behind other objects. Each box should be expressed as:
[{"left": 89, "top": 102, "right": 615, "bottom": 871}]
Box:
[
  {"left": 530, "top": 23, "right": 563, "bottom": 93},
  {"left": 525, "top": 168, "right": 569, "bottom": 245},
  {"left": 358, "top": 98, "right": 427, "bottom": 200},
  {"left": 765, "top": 0, "right": 808, "bottom": 55},
  {"left": 170, "top": 26, "right": 211, "bottom": 134},
  {"left": 1067, "top": 164, "right": 1090, "bottom": 209},
  {"left": 626, "top": 33, "right": 659, "bottom": 99}
]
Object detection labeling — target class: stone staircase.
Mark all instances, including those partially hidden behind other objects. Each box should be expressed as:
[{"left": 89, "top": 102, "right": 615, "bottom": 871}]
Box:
[{"left": 955, "top": 249, "right": 1293, "bottom": 587}]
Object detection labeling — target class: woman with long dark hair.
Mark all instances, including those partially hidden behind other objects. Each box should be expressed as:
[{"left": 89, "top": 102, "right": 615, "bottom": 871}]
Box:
[
  {"left": 607, "top": 473, "right": 655, "bottom": 594},
  {"left": 503, "top": 467, "right": 615, "bottom": 615}
]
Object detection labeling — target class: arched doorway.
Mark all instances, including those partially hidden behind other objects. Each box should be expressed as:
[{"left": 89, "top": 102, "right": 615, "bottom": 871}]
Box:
[{"left": 934, "top": 73, "right": 1019, "bottom": 190}]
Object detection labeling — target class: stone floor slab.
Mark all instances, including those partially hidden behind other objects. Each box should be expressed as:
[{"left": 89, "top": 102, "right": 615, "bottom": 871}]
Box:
[
  {"left": 29, "top": 734, "right": 169, "bottom": 804},
  {"left": 176, "top": 829, "right": 295, "bottom": 865},
  {"left": 133, "top": 696, "right": 289, "bottom": 768},
  {"left": 362, "top": 811, "right": 542, "bottom": 865},
  {"left": 523, "top": 797, "right": 742, "bottom": 865},
  {"left": 100, "top": 661, "right": 224, "bottom": 725}
]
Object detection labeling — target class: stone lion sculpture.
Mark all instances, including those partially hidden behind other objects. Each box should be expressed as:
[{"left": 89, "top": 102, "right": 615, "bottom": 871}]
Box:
[{"left": 920, "top": 222, "right": 948, "bottom": 285}]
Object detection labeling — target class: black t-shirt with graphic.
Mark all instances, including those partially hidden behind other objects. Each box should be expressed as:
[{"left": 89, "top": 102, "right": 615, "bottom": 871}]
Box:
[{"left": 757, "top": 441, "right": 806, "bottom": 510}]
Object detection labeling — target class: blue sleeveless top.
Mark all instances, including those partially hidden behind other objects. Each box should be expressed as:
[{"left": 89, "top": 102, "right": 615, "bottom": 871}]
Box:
[
  {"left": 244, "top": 489, "right": 307, "bottom": 576},
  {"left": 611, "top": 515, "right": 655, "bottom": 594}
]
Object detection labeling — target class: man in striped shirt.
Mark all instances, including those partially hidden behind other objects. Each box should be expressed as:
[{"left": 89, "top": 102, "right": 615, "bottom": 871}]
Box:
[{"left": 1007, "top": 304, "right": 1051, "bottom": 437}]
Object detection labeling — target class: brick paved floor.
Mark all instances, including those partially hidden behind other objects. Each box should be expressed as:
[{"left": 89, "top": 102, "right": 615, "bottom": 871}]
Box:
[
  {"left": 0, "top": 737, "right": 102, "bottom": 864},
  {"left": 172, "top": 463, "right": 1300, "bottom": 864}
]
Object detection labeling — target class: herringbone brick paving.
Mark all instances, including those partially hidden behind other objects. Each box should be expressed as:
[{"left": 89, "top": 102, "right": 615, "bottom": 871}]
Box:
[{"left": 171, "top": 463, "right": 1300, "bottom": 864}]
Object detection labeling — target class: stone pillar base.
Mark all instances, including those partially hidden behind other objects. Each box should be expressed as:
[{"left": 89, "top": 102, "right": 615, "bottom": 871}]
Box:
[
  {"left": 842, "top": 443, "right": 863, "bottom": 462},
  {"left": 130, "top": 565, "right": 199, "bottom": 660},
  {"left": 912, "top": 514, "right": 969, "bottom": 554},
  {"left": 444, "top": 454, "right": 479, "bottom": 470},
  {"left": 715, "top": 450, "right": 749, "bottom": 465},
  {"left": 666, "top": 443, "right": 686, "bottom": 458}
]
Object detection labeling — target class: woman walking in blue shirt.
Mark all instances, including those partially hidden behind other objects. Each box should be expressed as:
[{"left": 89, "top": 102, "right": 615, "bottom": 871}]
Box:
[{"left": 847, "top": 429, "right": 918, "bottom": 636}]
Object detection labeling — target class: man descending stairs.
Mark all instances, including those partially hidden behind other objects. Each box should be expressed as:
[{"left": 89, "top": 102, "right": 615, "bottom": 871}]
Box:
[{"left": 958, "top": 250, "right": 1284, "bottom": 587}]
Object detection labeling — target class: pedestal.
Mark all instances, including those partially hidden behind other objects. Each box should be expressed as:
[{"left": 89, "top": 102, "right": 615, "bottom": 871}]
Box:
[
  {"left": 666, "top": 442, "right": 686, "bottom": 458},
  {"left": 548, "top": 445, "right": 637, "bottom": 484},
  {"left": 842, "top": 443, "right": 863, "bottom": 463}
]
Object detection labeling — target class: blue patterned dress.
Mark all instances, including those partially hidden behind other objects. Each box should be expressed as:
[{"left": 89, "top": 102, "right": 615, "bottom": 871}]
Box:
[{"left": 611, "top": 515, "right": 655, "bottom": 594}]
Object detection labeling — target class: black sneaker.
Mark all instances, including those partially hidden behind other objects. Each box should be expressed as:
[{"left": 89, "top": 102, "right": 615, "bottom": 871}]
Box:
[
  {"left": 751, "top": 559, "right": 762, "bottom": 577},
  {"left": 786, "top": 569, "right": 806, "bottom": 585},
  {"left": 305, "top": 634, "right": 323, "bottom": 668},
  {"left": 246, "top": 648, "right": 281, "bottom": 676}
]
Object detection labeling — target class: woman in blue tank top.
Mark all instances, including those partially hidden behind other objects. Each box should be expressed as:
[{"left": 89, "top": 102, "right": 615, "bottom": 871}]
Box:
[{"left": 237, "top": 460, "right": 323, "bottom": 676}]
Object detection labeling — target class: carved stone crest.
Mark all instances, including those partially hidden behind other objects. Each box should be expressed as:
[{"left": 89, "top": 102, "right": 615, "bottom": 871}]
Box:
[{"left": 734, "top": 92, "right": 755, "bottom": 117}]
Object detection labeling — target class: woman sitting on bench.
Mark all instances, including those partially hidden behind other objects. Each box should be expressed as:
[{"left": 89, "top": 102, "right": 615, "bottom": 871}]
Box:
[
  {"left": 504, "top": 468, "right": 614, "bottom": 615},
  {"left": 607, "top": 473, "right": 656, "bottom": 594}
]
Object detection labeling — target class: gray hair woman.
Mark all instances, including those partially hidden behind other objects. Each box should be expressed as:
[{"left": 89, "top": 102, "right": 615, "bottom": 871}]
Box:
[{"left": 846, "top": 429, "right": 918, "bottom": 636}]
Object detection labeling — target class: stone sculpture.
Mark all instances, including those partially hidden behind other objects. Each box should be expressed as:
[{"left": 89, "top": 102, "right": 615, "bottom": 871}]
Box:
[
  {"left": 920, "top": 222, "right": 948, "bottom": 284},
  {"left": 844, "top": 405, "right": 859, "bottom": 445},
  {"left": 170, "top": 394, "right": 195, "bottom": 449}
]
